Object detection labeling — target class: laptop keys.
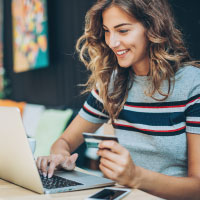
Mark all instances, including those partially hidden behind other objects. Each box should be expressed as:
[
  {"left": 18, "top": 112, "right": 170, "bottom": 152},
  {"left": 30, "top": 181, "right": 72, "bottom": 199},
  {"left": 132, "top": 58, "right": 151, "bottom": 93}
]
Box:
[{"left": 39, "top": 173, "right": 83, "bottom": 189}]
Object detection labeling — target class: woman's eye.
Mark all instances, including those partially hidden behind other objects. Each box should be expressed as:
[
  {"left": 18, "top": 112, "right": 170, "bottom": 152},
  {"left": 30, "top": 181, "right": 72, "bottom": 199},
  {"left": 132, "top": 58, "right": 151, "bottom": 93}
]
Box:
[
  {"left": 119, "top": 30, "right": 128, "bottom": 33},
  {"left": 103, "top": 29, "right": 109, "bottom": 33}
]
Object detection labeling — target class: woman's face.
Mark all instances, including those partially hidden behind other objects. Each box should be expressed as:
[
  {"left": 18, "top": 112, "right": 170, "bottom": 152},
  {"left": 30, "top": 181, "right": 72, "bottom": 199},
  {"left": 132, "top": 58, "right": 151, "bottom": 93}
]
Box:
[{"left": 102, "top": 6, "right": 149, "bottom": 75}]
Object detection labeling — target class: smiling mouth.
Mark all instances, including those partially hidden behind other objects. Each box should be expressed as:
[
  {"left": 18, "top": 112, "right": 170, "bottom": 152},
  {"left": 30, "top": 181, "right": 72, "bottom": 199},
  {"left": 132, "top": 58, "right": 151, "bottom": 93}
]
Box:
[{"left": 116, "top": 49, "right": 129, "bottom": 56}]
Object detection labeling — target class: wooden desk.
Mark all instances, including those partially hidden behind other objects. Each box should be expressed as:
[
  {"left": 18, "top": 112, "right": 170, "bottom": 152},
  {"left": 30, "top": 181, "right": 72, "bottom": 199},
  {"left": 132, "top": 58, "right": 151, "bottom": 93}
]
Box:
[
  {"left": 0, "top": 178, "right": 164, "bottom": 200},
  {"left": 0, "top": 167, "right": 163, "bottom": 200}
]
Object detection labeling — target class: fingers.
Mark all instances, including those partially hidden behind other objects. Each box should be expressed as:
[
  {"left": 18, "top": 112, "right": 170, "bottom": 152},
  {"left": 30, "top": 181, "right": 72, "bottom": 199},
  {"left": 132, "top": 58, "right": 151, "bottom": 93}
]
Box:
[
  {"left": 36, "top": 153, "right": 79, "bottom": 178},
  {"left": 99, "top": 161, "right": 116, "bottom": 180},
  {"left": 100, "top": 157, "right": 122, "bottom": 174},
  {"left": 98, "top": 140, "right": 126, "bottom": 155},
  {"left": 36, "top": 156, "right": 49, "bottom": 172},
  {"left": 36, "top": 154, "right": 65, "bottom": 178},
  {"left": 47, "top": 161, "right": 57, "bottom": 178},
  {"left": 36, "top": 156, "right": 42, "bottom": 169},
  {"left": 97, "top": 142, "right": 133, "bottom": 183},
  {"left": 98, "top": 141, "right": 129, "bottom": 165},
  {"left": 47, "top": 155, "right": 64, "bottom": 178},
  {"left": 70, "top": 153, "right": 78, "bottom": 163},
  {"left": 61, "top": 153, "right": 78, "bottom": 170},
  {"left": 97, "top": 148, "right": 120, "bottom": 163},
  {"left": 40, "top": 158, "right": 49, "bottom": 176}
]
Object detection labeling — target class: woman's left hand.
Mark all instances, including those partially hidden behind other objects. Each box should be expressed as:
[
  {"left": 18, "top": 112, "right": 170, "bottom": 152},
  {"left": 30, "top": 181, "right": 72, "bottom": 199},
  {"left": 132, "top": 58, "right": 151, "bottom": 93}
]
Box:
[{"left": 97, "top": 140, "right": 140, "bottom": 188}]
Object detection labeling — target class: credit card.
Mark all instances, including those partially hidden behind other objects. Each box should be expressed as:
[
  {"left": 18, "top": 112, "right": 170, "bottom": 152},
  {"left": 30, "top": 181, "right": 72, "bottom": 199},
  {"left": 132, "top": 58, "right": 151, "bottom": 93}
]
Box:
[{"left": 83, "top": 132, "right": 118, "bottom": 148}]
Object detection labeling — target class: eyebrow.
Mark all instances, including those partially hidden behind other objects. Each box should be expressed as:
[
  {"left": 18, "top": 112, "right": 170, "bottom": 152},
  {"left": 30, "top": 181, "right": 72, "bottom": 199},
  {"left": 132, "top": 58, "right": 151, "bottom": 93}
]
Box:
[{"left": 103, "top": 23, "right": 132, "bottom": 29}]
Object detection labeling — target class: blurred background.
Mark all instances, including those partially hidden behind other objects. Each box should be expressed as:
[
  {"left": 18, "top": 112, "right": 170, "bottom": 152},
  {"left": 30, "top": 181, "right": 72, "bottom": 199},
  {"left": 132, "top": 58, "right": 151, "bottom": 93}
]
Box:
[{"left": 0, "top": 0, "right": 199, "bottom": 109}]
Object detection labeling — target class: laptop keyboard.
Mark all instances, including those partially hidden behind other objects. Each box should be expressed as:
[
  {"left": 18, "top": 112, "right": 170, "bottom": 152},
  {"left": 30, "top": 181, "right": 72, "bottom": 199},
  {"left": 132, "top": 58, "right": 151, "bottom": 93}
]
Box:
[{"left": 39, "top": 173, "right": 83, "bottom": 189}]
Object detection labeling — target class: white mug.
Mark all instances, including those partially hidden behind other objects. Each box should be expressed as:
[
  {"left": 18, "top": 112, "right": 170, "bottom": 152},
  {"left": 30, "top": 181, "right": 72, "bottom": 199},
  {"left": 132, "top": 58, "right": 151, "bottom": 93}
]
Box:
[{"left": 28, "top": 137, "right": 36, "bottom": 154}]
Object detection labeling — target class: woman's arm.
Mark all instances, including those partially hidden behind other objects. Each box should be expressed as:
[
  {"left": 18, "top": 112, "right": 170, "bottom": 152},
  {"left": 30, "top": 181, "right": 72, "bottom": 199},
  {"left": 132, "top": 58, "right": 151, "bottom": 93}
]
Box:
[
  {"left": 51, "top": 114, "right": 102, "bottom": 154},
  {"left": 37, "top": 114, "right": 102, "bottom": 177},
  {"left": 98, "top": 133, "right": 200, "bottom": 200}
]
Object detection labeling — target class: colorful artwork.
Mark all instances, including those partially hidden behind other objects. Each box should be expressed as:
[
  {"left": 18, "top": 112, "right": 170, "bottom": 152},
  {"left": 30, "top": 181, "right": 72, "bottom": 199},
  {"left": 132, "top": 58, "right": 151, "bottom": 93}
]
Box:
[
  {"left": 12, "top": 0, "right": 49, "bottom": 73},
  {"left": 0, "top": 0, "right": 4, "bottom": 94}
]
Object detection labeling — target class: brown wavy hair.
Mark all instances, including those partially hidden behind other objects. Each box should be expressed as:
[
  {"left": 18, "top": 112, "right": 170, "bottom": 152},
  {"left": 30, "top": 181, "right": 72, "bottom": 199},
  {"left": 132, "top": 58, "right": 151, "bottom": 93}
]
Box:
[{"left": 76, "top": 0, "right": 200, "bottom": 123}]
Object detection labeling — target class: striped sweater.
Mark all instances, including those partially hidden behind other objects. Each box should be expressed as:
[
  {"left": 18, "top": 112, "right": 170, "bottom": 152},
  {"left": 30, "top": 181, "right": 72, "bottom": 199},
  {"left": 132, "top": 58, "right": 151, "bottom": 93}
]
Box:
[{"left": 79, "top": 66, "right": 200, "bottom": 177}]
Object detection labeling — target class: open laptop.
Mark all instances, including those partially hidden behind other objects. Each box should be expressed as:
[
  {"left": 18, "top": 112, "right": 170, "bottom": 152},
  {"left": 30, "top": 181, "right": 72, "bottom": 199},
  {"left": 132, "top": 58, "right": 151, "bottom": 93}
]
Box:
[{"left": 0, "top": 106, "right": 115, "bottom": 194}]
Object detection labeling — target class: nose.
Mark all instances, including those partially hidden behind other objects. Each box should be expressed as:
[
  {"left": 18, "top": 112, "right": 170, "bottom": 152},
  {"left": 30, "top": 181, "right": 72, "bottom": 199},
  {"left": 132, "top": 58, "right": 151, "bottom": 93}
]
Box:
[{"left": 107, "top": 34, "right": 120, "bottom": 48}]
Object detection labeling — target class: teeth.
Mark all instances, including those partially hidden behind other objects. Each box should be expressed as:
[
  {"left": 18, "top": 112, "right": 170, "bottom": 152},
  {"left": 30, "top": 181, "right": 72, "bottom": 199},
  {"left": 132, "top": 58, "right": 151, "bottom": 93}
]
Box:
[{"left": 116, "top": 50, "right": 128, "bottom": 55}]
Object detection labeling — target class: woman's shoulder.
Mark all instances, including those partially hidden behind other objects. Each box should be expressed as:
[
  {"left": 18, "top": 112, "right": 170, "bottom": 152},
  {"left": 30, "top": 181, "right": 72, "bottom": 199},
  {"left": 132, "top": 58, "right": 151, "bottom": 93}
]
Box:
[
  {"left": 175, "top": 65, "right": 200, "bottom": 97},
  {"left": 176, "top": 65, "right": 200, "bottom": 81}
]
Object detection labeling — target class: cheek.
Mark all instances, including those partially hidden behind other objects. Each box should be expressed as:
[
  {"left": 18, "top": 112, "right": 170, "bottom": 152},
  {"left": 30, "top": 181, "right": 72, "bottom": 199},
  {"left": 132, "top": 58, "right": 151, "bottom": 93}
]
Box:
[
  {"left": 139, "top": 37, "right": 148, "bottom": 54},
  {"left": 123, "top": 33, "right": 137, "bottom": 48},
  {"left": 131, "top": 35, "right": 148, "bottom": 52},
  {"left": 138, "top": 32, "right": 148, "bottom": 49}
]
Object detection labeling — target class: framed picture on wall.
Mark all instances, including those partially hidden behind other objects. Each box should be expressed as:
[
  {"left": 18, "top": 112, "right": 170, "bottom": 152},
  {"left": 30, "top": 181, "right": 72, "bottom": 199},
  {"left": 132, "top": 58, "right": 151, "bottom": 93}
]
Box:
[
  {"left": 0, "top": 0, "right": 4, "bottom": 95},
  {"left": 11, "top": 0, "right": 49, "bottom": 73}
]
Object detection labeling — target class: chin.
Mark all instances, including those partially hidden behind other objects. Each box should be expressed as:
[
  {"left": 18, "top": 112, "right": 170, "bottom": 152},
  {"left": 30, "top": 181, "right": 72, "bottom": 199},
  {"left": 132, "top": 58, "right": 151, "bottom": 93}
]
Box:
[
  {"left": 117, "top": 59, "right": 133, "bottom": 68},
  {"left": 118, "top": 64, "right": 131, "bottom": 69}
]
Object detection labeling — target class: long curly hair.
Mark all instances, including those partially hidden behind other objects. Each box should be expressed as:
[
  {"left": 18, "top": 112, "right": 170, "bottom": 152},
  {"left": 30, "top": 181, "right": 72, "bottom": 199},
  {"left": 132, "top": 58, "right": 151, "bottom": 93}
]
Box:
[{"left": 76, "top": 0, "right": 200, "bottom": 123}]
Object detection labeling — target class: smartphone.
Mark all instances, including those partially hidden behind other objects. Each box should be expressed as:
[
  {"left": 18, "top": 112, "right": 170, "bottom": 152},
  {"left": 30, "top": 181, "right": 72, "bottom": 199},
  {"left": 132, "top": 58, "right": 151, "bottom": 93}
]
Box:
[
  {"left": 86, "top": 187, "right": 131, "bottom": 200},
  {"left": 83, "top": 132, "right": 118, "bottom": 148}
]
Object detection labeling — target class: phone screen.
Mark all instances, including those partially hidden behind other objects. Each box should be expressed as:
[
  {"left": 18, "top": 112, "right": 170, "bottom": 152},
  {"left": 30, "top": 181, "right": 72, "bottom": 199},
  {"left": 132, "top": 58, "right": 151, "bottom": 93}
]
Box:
[{"left": 90, "top": 189, "right": 126, "bottom": 199}]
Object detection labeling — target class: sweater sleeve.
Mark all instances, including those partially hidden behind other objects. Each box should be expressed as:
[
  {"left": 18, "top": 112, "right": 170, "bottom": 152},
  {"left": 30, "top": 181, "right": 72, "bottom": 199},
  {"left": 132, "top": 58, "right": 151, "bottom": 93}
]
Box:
[
  {"left": 79, "top": 89, "right": 109, "bottom": 124},
  {"left": 185, "top": 71, "right": 200, "bottom": 134}
]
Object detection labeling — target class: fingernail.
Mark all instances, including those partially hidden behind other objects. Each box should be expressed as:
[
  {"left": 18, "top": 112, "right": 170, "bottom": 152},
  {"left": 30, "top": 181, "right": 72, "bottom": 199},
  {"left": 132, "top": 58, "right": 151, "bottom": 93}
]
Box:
[
  {"left": 48, "top": 173, "right": 52, "bottom": 178},
  {"left": 43, "top": 172, "right": 47, "bottom": 177}
]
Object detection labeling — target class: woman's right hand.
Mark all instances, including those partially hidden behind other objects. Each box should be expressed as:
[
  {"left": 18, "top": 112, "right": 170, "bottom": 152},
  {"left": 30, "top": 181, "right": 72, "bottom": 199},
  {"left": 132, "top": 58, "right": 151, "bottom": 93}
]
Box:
[{"left": 36, "top": 153, "right": 78, "bottom": 178}]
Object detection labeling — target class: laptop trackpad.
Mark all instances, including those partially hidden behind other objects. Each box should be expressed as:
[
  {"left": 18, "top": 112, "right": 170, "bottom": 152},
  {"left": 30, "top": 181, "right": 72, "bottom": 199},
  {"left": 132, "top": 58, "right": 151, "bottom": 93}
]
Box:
[{"left": 54, "top": 170, "right": 111, "bottom": 185}]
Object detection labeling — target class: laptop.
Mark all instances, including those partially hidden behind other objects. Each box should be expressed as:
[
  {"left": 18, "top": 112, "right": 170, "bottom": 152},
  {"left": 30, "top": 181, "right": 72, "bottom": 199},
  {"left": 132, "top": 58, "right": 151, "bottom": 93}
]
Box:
[{"left": 0, "top": 106, "right": 115, "bottom": 194}]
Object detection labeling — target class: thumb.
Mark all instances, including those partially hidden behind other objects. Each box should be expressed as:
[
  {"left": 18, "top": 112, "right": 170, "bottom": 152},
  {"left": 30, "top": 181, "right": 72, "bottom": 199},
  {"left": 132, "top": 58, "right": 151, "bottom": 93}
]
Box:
[
  {"left": 70, "top": 153, "right": 78, "bottom": 163},
  {"left": 61, "top": 153, "right": 78, "bottom": 170}
]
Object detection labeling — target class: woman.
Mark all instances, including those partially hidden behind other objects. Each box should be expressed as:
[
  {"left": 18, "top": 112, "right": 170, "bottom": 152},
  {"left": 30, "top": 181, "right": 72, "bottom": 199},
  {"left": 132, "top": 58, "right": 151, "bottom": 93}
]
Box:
[{"left": 37, "top": 0, "right": 200, "bottom": 199}]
